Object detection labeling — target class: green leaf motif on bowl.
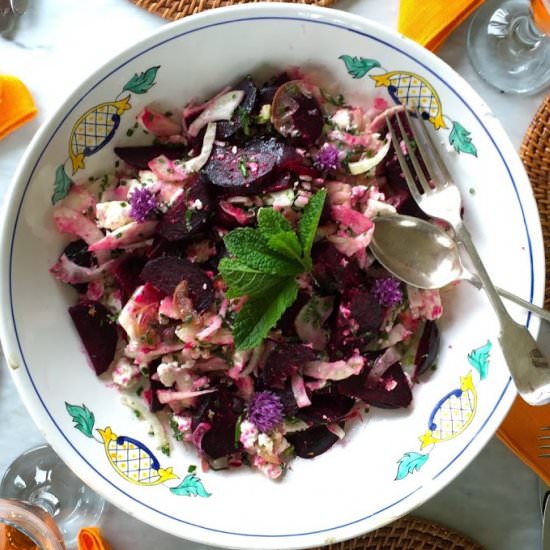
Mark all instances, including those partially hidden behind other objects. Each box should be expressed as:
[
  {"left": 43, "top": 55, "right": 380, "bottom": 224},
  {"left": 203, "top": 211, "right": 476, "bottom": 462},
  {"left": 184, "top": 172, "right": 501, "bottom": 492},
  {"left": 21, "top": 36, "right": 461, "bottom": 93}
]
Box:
[{"left": 339, "top": 55, "right": 478, "bottom": 157}]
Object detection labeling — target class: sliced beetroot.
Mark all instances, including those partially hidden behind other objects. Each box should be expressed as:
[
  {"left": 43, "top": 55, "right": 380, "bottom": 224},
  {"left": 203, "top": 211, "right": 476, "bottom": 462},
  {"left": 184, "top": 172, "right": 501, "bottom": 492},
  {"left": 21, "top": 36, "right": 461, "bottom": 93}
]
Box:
[
  {"left": 156, "top": 174, "right": 213, "bottom": 241},
  {"left": 311, "top": 242, "right": 363, "bottom": 293},
  {"left": 286, "top": 424, "right": 341, "bottom": 458},
  {"left": 413, "top": 321, "right": 440, "bottom": 380},
  {"left": 348, "top": 289, "right": 384, "bottom": 335},
  {"left": 271, "top": 80, "right": 323, "bottom": 146},
  {"left": 272, "top": 387, "right": 299, "bottom": 418},
  {"left": 202, "top": 136, "right": 285, "bottom": 194},
  {"left": 68, "top": 300, "right": 118, "bottom": 376},
  {"left": 217, "top": 75, "right": 258, "bottom": 139},
  {"left": 263, "top": 343, "right": 316, "bottom": 389},
  {"left": 111, "top": 255, "right": 146, "bottom": 302},
  {"left": 276, "top": 291, "right": 310, "bottom": 337},
  {"left": 327, "top": 289, "right": 383, "bottom": 360},
  {"left": 338, "top": 362, "right": 412, "bottom": 409},
  {"left": 114, "top": 145, "right": 187, "bottom": 170},
  {"left": 148, "top": 359, "right": 166, "bottom": 413},
  {"left": 297, "top": 392, "right": 355, "bottom": 426},
  {"left": 199, "top": 388, "right": 244, "bottom": 460},
  {"left": 259, "top": 72, "right": 291, "bottom": 104},
  {"left": 63, "top": 239, "right": 95, "bottom": 293},
  {"left": 140, "top": 255, "right": 214, "bottom": 313},
  {"left": 63, "top": 239, "right": 94, "bottom": 268}
]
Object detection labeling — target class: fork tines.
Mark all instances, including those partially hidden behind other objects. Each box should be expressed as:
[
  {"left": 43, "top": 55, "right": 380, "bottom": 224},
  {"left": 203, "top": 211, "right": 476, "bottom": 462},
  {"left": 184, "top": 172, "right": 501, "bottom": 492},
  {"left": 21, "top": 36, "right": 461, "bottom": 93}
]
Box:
[{"left": 385, "top": 108, "right": 451, "bottom": 199}]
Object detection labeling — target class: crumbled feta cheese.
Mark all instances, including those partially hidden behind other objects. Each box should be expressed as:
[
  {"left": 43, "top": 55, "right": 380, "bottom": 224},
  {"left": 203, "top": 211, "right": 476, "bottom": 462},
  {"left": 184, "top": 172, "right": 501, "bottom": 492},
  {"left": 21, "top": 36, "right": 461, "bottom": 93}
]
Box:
[
  {"left": 239, "top": 420, "right": 259, "bottom": 449},
  {"left": 157, "top": 361, "right": 180, "bottom": 387},
  {"left": 96, "top": 201, "right": 133, "bottom": 230},
  {"left": 112, "top": 358, "right": 141, "bottom": 389}
]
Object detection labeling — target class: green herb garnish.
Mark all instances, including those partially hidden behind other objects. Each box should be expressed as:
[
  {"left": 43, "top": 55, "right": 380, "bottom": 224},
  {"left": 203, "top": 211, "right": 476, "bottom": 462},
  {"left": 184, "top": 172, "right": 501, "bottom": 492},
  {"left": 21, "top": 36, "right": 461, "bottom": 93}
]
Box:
[{"left": 219, "top": 189, "right": 327, "bottom": 350}]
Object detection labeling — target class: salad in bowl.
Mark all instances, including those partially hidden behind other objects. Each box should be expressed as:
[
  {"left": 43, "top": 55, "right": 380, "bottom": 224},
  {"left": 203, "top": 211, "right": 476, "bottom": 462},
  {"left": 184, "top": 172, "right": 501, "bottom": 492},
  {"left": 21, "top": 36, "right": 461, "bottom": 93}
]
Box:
[{"left": 49, "top": 70, "right": 442, "bottom": 479}]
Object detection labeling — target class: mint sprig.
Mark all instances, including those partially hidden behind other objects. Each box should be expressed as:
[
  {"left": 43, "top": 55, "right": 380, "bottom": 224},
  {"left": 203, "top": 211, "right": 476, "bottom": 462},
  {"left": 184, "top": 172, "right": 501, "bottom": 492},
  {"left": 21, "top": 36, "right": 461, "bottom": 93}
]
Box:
[{"left": 219, "top": 189, "right": 327, "bottom": 350}]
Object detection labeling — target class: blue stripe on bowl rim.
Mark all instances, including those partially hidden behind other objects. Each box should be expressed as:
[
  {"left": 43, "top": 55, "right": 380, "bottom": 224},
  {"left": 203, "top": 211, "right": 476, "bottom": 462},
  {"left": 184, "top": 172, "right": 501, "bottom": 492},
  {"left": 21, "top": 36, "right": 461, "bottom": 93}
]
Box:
[{"left": 7, "top": 14, "right": 532, "bottom": 541}]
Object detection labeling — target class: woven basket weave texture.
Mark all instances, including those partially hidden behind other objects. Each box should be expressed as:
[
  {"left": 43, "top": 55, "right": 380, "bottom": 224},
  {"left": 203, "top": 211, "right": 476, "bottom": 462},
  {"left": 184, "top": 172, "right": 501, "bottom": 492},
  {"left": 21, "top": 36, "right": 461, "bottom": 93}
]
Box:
[
  {"left": 129, "top": 0, "right": 335, "bottom": 20},
  {"left": 519, "top": 93, "right": 550, "bottom": 309},
  {"left": 309, "top": 516, "right": 484, "bottom": 550}
]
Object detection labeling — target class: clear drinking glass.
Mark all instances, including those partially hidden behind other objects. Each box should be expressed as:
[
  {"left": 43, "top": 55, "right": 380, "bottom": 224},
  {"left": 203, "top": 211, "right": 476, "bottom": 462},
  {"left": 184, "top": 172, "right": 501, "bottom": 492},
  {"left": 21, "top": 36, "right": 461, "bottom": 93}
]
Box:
[
  {"left": 1, "top": 445, "right": 105, "bottom": 549},
  {"left": 467, "top": 0, "right": 550, "bottom": 94}
]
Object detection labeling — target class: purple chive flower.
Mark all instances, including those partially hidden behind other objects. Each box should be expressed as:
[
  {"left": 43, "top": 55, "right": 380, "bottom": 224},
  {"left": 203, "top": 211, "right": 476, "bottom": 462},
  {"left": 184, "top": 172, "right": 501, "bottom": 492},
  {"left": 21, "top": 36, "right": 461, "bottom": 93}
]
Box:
[
  {"left": 372, "top": 277, "right": 403, "bottom": 308},
  {"left": 248, "top": 391, "right": 284, "bottom": 432},
  {"left": 129, "top": 187, "right": 157, "bottom": 222},
  {"left": 314, "top": 144, "right": 340, "bottom": 172}
]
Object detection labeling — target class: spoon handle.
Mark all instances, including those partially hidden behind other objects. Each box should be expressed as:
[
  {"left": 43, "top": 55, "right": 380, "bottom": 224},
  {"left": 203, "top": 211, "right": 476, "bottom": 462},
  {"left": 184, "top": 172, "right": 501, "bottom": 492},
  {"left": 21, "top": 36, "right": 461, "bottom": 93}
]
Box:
[
  {"left": 494, "top": 286, "right": 550, "bottom": 323},
  {"left": 456, "top": 222, "right": 550, "bottom": 406}
]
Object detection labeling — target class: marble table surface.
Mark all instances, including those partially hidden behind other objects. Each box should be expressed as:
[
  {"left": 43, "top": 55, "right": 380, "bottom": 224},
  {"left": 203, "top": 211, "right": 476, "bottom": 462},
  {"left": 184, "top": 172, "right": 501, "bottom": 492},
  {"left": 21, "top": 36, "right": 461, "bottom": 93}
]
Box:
[{"left": 1, "top": 1, "right": 549, "bottom": 548}]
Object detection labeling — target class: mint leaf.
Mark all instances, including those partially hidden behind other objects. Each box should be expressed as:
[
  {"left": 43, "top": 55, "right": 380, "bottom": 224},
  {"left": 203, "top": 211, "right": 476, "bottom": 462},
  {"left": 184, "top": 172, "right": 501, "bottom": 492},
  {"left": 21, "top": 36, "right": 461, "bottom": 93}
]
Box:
[
  {"left": 258, "top": 207, "right": 293, "bottom": 240},
  {"left": 224, "top": 227, "right": 302, "bottom": 275},
  {"left": 267, "top": 231, "right": 304, "bottom": 264},
  {"left": 218, "top": 258, "right": 282, "bottom": 298},
  {"left": 233, "top": 277, "right": 299, "bottom": 350},
  {"left": 298, "top": 189, "right": 327, "bottom": 268}
]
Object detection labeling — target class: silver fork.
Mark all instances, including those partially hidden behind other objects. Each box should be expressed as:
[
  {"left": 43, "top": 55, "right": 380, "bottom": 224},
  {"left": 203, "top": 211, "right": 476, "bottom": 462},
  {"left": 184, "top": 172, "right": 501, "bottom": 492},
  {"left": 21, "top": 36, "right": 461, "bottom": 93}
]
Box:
[{"left": 386, "top": 109, "right": 550, "bottom": 406}]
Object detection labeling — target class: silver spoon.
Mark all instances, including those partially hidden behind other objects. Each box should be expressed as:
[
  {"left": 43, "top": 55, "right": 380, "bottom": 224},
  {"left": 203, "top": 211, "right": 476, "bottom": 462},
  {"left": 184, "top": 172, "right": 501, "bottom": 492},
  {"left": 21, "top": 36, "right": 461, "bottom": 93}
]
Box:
[{"left": 370, "top": 214, "right": 550, "bottom": 323}]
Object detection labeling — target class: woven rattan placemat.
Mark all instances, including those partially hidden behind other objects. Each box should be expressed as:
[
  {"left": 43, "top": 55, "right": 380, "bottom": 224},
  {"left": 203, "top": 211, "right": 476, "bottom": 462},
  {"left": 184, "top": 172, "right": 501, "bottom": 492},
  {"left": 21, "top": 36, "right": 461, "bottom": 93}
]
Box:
[
  {"left": 520, "top": 93, "right": 550, "bottom": 309},
  {"left": 129, "top": 0, "right": 335, "bottom": 20},
  {"left": 309, "top": 515, "right": 484, "bottom": 550}
]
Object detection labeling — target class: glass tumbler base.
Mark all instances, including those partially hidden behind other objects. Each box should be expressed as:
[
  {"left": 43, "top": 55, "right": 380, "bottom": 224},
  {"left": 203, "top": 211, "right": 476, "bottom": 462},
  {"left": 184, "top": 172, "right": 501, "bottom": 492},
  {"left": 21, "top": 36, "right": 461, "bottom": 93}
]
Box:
[
  {"left": 1, "top": 445, "right": 105, "bottom": 549},
  {"left": 467, "top": 0, "right": 550, "bottom": 94}
]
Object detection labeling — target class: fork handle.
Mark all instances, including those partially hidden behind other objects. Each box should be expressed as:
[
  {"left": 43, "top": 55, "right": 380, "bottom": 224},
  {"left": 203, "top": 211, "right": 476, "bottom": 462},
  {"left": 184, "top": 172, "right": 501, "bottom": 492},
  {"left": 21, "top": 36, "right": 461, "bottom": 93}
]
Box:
[{"left": 455, "top": 222, "right": 550, "bottom": 406}]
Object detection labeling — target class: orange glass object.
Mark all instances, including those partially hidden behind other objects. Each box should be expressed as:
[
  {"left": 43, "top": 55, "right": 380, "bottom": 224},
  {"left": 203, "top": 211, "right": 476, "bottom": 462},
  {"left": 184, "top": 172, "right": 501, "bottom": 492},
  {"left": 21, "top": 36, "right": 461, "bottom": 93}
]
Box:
[
  {"left": 531, "top": 0, "right": 550, "bottom": 35},
  {"left": 0, "top": 523, "right": 41, "bottom": 550}
]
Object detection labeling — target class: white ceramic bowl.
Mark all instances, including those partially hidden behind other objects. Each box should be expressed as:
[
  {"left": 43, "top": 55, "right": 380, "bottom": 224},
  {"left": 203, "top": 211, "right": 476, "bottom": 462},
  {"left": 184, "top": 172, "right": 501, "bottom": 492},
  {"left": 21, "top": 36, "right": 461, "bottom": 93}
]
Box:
[{"left": 0, "top": 4, "right": 545, "bottom": 549}]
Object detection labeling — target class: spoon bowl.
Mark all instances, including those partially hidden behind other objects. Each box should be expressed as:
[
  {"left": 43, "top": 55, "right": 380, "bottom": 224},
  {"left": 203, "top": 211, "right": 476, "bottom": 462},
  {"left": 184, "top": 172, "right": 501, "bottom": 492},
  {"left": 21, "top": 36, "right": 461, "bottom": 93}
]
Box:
[
  {"left": 371, "top": 214, "right": 550, "bottom": 322},
  {"left": 370, "top": 215, "right": 463, "bottom": 289}
]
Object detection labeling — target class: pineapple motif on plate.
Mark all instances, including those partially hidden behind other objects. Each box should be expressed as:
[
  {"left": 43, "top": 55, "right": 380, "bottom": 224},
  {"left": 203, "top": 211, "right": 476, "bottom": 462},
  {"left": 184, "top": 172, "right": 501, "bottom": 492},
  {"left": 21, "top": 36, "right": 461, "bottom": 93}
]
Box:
[{"left": 52, "top": 66, "right": 160, "bottom": 205}]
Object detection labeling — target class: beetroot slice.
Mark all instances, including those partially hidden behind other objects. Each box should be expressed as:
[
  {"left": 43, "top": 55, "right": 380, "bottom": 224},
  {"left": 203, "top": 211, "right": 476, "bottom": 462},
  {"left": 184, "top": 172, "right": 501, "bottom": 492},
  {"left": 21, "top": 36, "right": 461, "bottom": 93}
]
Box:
[
  {"left": 311, "top": 242, "right": 364, "bottom": 293},
  {"left": 297, "top": 392, "right": 355, "bottom": 426},
  {"left": 271, "top": 81, "right": 324, "bottom": 146},
  {"left": 286, "top": 424, "right": 341, "bottom": 458},
  {"left": 217, "top": 75, "right": 258, "bottom": 139},
  {"left": 338, "top": 362, "right": 412, "bottom": 409},
  {"left": 327, "top": 289, "right": 383, "bottom": 360},
  {"left": 413, "top": 321, "right": 440, "bottom": 380},
  {"left": 63, "top": 239, "right": 94, "bottom": 268},
  {"left": 114, "top": 145, "right": 187, "bottom": 170},
  {"left": 199, "top": 388, "right": 244, "bottom": 460},
  {"left": 202, "top": 137, "right": 301, "bottom": 195},
  {"left": 140, "top": 256, "right": 214, "bottom": 313},
  {"left": 69, "top": 300, "right": 117, "bottom": 376},
  {"left": 111, "top": 255, "right": 146, "bottom": 302},
  {"left": 263, "top": 343, "right": 316, "bottom": 389},
  {"left": 156, "top": 175, "right": 213, "bottom": 241},
  {"left": 148, "top": 360, "right": 166, "bottom": 413}
]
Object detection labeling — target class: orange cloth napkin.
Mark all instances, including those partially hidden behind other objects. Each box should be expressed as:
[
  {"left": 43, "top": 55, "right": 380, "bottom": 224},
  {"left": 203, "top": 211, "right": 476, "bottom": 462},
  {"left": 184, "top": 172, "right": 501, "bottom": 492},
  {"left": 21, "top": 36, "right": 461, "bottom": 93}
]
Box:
[
  {"left": 77, "top": 527, "right": 111, "bottom": 550},
  {"left": 497, "top": 397, "right": 550, "bottom": 486},
  {"left": 398, "top": 0, "right": 485, "bottom": 51},
  {"left": 0, "top": 75, "right": 38, "bottom": 140}
]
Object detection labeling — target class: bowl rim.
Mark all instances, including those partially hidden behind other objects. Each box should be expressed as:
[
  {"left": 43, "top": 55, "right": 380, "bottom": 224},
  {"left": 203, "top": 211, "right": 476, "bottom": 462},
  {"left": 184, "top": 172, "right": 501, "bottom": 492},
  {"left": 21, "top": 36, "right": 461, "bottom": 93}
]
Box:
[{"left": 0, "top": 3, "right": 543, "bottom": 548}]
